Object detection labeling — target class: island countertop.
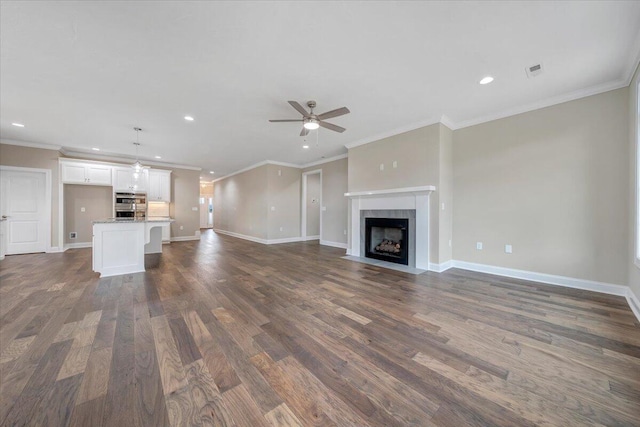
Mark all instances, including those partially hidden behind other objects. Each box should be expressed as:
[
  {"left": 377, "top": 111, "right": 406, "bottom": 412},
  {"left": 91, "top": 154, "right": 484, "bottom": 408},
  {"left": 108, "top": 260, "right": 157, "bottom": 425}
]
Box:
[{"left": 92, "top": 217, "right": 175, "bottom": 224}]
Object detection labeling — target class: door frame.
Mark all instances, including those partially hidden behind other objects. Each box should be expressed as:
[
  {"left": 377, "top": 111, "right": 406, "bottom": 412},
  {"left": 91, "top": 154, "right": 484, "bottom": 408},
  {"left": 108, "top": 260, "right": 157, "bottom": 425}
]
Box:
[
  {"left": 301, "top": 169, "right": 322, "bottom": 240},
  {"left": 0, "top": 165, "right": 52, "bottom": 253}
]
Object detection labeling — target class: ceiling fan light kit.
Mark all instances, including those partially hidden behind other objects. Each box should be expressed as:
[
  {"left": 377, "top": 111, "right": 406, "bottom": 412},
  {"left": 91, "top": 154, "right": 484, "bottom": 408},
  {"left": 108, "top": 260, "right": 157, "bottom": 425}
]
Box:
[{"left": 270, "top": 100, "right": 350, "bottom": 136}]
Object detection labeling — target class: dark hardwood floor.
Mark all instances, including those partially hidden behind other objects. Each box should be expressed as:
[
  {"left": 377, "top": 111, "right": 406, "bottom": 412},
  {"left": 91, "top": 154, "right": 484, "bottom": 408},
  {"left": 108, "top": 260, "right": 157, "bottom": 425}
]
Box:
[{"left": 1, "top": 229, "right": 639, "bottom": 426}]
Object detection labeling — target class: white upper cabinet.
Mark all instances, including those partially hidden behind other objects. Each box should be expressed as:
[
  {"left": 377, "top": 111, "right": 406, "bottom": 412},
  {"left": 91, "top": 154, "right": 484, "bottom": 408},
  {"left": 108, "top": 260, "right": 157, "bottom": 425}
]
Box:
[
  {"left": 61, "top": 161, "right": 112, "bottom": 186},
  {"left": 148, "top": 169, "right": 171, "bottom": 202},
  {"left": 113, "top": 167, "right": 148, "bottom": 192}
]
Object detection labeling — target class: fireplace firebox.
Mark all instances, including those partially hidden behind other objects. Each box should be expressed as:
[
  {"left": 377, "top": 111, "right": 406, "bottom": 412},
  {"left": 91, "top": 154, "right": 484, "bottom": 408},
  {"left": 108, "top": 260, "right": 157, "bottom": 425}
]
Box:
[{"left": 364, "top": 218, "right": 409, "bottom": 265}]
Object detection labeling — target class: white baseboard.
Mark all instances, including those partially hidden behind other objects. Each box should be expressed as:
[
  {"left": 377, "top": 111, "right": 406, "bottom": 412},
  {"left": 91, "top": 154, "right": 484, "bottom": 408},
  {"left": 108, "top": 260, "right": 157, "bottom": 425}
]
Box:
[
  {"left": 320, "top": 240, "right": 348, "bottom": 249},
  {"left": 46, "top": 246, "right": 66, "bottom": 253},
  {"left": 214, "top": 229, "right": 268, "bottom": 244},
  {"left": 450, "top": 260, "right": 629, "bottom": 296},
  {"left": 171, "top": 235, "right": 201, "bottom": 242},
  {"left": 429, "top": 260, "right": 453, "bottom": 272},
  {"left": 267, "top": 236, "right": 304, "bottom": 244},
  {"left": 213, "top": 229, "right": 308, "bottom": 245},
  {"left": 303, "top": 235, "right": 320, "bottom": 241},
  {"left": 447, "top": 260, "right": 639, "bottom": 323},
  {"left": 64, "top": 242, "right": 92, "bottom": 250},
  {"left": 627, "top": 288, "right": 640, "bottom": 323}
]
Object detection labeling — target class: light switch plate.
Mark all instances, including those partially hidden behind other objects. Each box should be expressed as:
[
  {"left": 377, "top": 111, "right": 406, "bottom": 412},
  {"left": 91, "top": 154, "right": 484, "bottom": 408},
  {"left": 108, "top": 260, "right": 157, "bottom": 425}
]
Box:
[
  {"left": 379, "top": 163, "right": 384, "bottom": 171},
  {"left": 505, "top": 244, "right": 513, "bottom": 254},
  {"left": 80, "top": 207, "right": 86, "bottom": 213},
  {"left": 476, "top": 242, "right": 483, "bottom": 250}
]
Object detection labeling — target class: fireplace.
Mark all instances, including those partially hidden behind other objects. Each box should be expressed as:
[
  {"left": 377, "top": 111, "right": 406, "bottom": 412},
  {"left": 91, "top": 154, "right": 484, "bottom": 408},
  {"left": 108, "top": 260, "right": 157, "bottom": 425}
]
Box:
[{"left": 365, "top": 218, "right": 409, "bottom": 265}]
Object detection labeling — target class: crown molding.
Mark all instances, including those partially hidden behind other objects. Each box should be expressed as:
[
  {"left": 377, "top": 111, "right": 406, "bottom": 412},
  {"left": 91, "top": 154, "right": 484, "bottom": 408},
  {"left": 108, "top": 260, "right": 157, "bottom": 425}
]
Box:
[
  {"left": 452, "top": 78, "right": 628, "bottom": 130},
  {"left": 265, "top": 160, "right": 302, "bottom": 169},
  {"left": 211, "top": 159, "right": 301, "bottom": 182},
  {"left": 301, "top": 153, "right": 348, "bottom": 169},
  {"left": 624, "top": 27, "right": 640, "bottom": 86},
  {"left": 60, "top": 148, "right": 201, "bottom": 171},
  {"left": 439, "top": 115, "right": 456, "bottom": 131},
  {"left": 344, "top": 116, "right": 443, "bottom": 150},
  {"left": 0, "top": 139, "right": 61, "bottom": 151}
]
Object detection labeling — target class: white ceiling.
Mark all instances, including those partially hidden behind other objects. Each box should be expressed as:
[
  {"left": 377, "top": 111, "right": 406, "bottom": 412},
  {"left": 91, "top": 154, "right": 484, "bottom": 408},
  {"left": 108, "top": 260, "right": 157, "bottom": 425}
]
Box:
[{"left": 1, "top": 1, "right": 639, "bottom": 179}]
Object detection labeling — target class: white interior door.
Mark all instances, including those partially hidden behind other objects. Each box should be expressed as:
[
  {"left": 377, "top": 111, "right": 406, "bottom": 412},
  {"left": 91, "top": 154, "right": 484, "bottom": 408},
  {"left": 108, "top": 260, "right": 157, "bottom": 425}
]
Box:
[
  {"left": 199, "top": 197, "right": 208, "bottom": 228},
  {"left": 0, "top": 170, "right": 47, "bottom": 254}
]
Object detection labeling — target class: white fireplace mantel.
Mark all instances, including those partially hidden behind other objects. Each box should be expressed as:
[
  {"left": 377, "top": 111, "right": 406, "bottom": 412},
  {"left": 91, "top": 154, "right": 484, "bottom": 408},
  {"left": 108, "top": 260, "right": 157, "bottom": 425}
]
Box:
[
  {"left": 345, "top": 186, "right": 436, "bottom": 271},
  {"left": 344, "top": 185, "right": 436, "bottom": 199}
]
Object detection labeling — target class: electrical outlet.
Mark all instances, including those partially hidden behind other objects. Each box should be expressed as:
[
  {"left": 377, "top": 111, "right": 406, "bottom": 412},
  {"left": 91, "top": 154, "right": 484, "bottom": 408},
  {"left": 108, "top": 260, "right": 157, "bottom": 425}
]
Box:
[
  {"left": 80, "top": 207, "right": 86, "bottom": 213},
  {"left": 476, "top": 242, "right": 483, "bottom": 250},
  {"left": 69, "top": 232, "right": 77, "bottom": 239},
  {"left": 271, "top": 206, "right": 275, "bottom": 211},
  {"left": 441, "top": 203, "right": 445, "bottom": 211},
  {"left": 322, "top": 206, "right": 327, "bottom": 211},
  {"left": 192, "top": 207, "right": 198, "bottom": 211},
  {"left": 279, "top": 226, "right": 283, "bottom": 232},
  {"left": 179, "top": 225, "right": 184, "bottom": 230},
  {"left": 379, "top": 163, "right": 384, "bottom": 171},
  {"left": 278, "top": 169, "right": 282, "bottom": 176},
  {"left": 393, "top": 161, "right": 397, "bottom": 168},
  {"left": 449, "top": 239, "right": 452, "bottom": 247},
  {"left": 344, "top": 229, "right": 347, "bottom": 235},
  {"left": 505, "top": 244, "right": 513, "bottom": 254}
]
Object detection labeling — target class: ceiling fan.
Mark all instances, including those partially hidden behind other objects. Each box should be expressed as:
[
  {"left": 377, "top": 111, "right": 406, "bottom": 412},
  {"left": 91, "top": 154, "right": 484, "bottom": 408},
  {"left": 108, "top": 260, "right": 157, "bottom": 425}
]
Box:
[{"left": 269, "top": 100, "right": 350, "bottom": 136}]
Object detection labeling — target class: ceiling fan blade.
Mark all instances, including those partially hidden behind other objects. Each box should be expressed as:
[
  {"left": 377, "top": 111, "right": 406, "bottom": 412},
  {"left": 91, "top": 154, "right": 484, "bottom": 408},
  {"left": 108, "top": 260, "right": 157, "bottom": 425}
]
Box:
[
  {"left": 288, "top": 101, "right": 309, "bottom": 116},
  {"left": 269, "top": 119, "right": 302, "bottom": 122},
  {"left": 300, "top": 127, "right": 310, "bottom": 137},
  {"left": 318, "top": 121, "right": 346, "bottom": 133},
  {"left": 317, "top": 107, "right": 350, "bottom": 121}
]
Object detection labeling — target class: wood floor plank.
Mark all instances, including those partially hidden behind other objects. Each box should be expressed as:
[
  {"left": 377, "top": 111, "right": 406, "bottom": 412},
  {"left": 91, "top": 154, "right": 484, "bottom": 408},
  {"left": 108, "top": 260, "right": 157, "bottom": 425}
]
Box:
[
  {"left": 264, "top": 403, "right": 304, "bottom": 427},
  {"left": 150, "top": 315, "right": 189, "bottom": 395},
  {"left": 76, "top": 346, "right": 112, "bottom": 404},
  {"left": 134, "top": 349, "right": 170, "bottom": 427},
  {"left": 0, "top": 230, "right": 639, "bottom": 426},
  {"left": 183, "top": 309, "right": 242, "bottom": 393}
]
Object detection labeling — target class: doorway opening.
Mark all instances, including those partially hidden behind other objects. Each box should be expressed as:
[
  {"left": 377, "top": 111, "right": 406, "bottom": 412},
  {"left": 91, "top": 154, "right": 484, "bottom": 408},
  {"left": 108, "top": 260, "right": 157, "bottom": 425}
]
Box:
[
  {"left": 301, "top": 170, "right": 322, "bottom": 241},
  {"left": 199, "top": 182, "right": 213, "bottom": 229}
]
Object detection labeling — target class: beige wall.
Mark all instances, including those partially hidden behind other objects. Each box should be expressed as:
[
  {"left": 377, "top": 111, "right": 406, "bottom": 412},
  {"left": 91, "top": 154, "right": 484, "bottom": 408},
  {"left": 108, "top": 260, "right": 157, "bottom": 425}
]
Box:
[
  {"left": 266, "top": 164, "right": 301, "bottom": 240},
  {"left": 64, "top": 185, "right": 112, "bottom": 244},
  {"left": 168, "top": 167, "right": 200, "bottom": 238},
  {"left": 629, "top": 66, "right": 640, "bottom": 297},
  {"left": 453, "top": 88, "right": 629, "bottom": 285},
  {"left": 347, "top": 123, "right": 447, "bottom": 263},
  {"left": 213, "top": 165, "right": 269, "bottom": 239},
  {"left": 305, "top": 173, "right": 320, "bottom": 236},
  {"left": 303, "top": 157, "right": 349, "bottom": 245},
  {"left": 213, "top": 159, "right": 348, "bottom": 245},
  {"left": 0, "top": 143, "right": 60, "bottom": 247},
  {"left": 348, "top": 124, "right": 440, "bottom": 192},
  {"left": 438, "top": 124, "right": 454, "bottom": 264}
]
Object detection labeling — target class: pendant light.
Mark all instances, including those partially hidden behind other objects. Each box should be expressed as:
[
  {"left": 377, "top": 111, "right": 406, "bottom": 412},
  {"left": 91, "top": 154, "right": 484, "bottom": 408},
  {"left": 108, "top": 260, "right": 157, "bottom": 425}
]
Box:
[{"left": 132, "top": 127, "right": 143, "bottom": 180}]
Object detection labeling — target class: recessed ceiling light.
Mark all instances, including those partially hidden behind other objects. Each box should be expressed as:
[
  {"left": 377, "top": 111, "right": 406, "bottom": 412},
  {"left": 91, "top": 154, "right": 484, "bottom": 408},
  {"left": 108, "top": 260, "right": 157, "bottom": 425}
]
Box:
[
  {"left": 11, "top": 122, "right": 25, "bottom": 127},
  {"left": 302, "top": 145, "right": 309, "bottom": 149},
  {"left": 92, "top": 147, "right": 100, "bottom": 151},
  {"left": 479, "top": 76, "right": 494, "bottom": 85},
  {"left": 154, "top": 155, "right": 162, "bottom": 159},
  {"left": 184, "top": 116, "right": 194, "bottom": 121},
  {"left": 209, "top": 171, "right": 214, "bottom": 174}
]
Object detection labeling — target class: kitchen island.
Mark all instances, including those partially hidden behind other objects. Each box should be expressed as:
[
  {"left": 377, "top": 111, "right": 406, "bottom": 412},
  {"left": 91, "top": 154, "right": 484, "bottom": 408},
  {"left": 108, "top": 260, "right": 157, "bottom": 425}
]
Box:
[{"left": 92, "top": 218, "right": 174, "bottom": 277}]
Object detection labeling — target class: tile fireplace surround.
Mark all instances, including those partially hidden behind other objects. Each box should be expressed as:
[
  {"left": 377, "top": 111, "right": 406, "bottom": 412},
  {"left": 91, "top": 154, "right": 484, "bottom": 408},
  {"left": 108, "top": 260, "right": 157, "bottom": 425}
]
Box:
[{"left": 345, "top": 186, "right": 436, "bottom": 270}]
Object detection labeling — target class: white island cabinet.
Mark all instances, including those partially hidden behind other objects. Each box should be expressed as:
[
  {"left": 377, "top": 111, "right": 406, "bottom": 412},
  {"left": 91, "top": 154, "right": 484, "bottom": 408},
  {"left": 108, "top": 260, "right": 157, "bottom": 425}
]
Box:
[{"left": 92, "top": 218, "right": 174, "bottom": 277}]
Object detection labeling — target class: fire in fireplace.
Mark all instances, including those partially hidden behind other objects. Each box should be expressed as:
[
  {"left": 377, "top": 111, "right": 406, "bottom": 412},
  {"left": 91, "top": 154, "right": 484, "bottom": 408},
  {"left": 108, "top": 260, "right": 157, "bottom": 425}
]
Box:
[{"left": 364, "top": 218, "right": 409, "bottom": 265}]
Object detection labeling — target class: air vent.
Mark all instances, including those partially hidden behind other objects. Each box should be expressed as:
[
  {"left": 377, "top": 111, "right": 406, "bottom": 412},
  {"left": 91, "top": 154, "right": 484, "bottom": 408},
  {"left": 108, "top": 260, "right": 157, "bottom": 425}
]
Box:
[{"left": 526, "top": 63, "right": 544, "bottom": 79}]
